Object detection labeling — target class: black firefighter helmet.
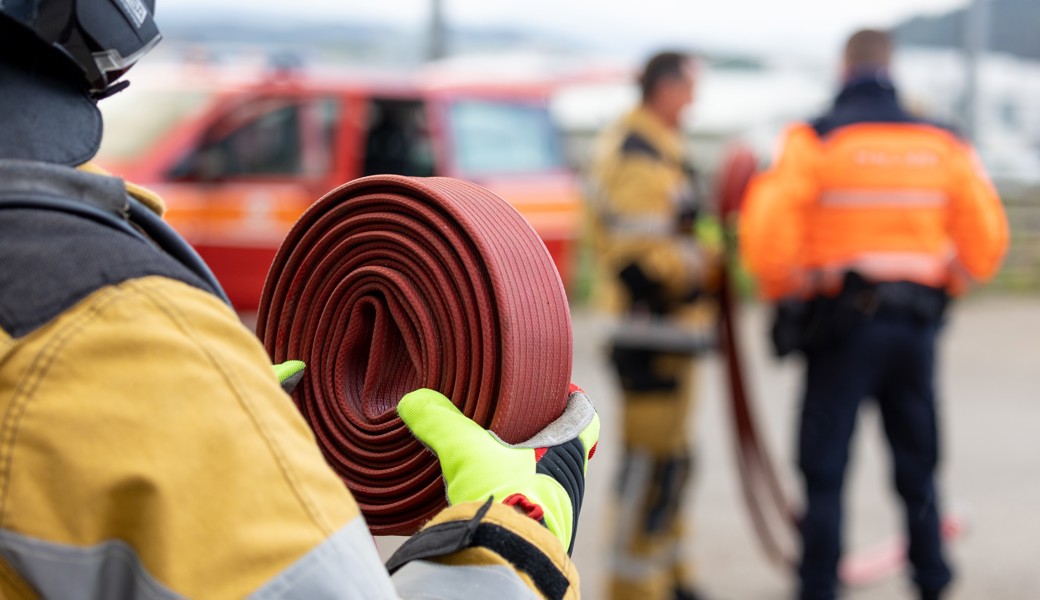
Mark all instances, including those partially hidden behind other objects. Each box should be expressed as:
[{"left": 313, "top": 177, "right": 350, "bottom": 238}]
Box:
[
  {"left": 0, "top": 0, "right": 161, "bottom": 164},
  {"left": 0, "top": 0, "right": 161, "bottom": 97}
]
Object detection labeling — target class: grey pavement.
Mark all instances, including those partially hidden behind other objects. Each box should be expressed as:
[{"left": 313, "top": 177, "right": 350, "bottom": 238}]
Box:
[
  {"left": 566, "top": 296, "right": 1040, "bottom": 600},
  {"left": 372, "top": 296, "right": 1040, "bottom": 598}
]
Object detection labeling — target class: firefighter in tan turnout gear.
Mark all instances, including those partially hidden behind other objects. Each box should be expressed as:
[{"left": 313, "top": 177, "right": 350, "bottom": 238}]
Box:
[{"left": 587, "top": 51, "right": 717, "bottom": 600}]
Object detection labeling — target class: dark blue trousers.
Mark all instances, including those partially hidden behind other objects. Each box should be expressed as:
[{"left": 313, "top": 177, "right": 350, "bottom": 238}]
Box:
[{"left": 797, "top": 315, "right": 953, "bottom": 599}]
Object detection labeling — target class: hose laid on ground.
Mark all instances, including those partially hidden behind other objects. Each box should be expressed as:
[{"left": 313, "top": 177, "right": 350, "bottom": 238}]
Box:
[{"left": 257, "top": 175, "right": 572, "bottom": 535}]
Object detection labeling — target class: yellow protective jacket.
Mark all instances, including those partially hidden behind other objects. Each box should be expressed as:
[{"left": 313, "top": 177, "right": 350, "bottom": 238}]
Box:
[
  {"left": 741, "top": 122, "right": 1009, "bottom": 301},
  {"left": 0, "top": 161, "right": 578, "bottom": 599},
  {"left": 586, "top": 107, "right": 712, "bottom": 315}
]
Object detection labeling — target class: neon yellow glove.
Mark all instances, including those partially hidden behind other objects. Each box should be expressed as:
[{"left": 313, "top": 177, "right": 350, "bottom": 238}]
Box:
[
  {"left": 273, "top": 360, "right": 306, "bottom": 394},
  {"left": 398, "top": 386, "right": 600, "bottom": 554}
]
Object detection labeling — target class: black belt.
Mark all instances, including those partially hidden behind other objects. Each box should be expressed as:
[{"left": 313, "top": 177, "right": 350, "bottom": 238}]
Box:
[{"left": 850, "top": 280, "right": 948, "bottom": 322}]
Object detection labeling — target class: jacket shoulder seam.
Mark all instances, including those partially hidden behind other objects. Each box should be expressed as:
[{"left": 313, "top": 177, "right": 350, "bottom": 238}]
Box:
[
  {"left": 0, "top": 210, "right": 212, "bottom": 339},
  {"left": 131, "top": 279, "right": 335, "bottom": 535},
  {"left": 0, "top": 286, "right": 124, "bottom": 528},
  {"left": 619, "top": 132, "right": 663, "bottom": 161}
]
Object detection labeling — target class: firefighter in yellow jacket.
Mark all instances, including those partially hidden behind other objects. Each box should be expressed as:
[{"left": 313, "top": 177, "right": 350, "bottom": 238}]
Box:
[
  {"left": 741, "top": 29, "right": 1008, "bottom": 600},
  {"left": 0, "top": 2, "right": 598, "bottom": 598},
  {"left": 587, "top": 51, "right": 716, "bottom": 600}
]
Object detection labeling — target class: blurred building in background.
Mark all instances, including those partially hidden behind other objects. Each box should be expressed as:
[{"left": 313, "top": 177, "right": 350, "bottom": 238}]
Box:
[
  {"left": 99, "top": 0, "right": 1040, "bottom": 298},
  {"left": 144, "top": 0, "right": 1040, "bottom": 185}
]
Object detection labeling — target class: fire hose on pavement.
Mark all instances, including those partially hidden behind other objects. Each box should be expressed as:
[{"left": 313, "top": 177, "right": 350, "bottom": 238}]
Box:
[{"left": 257, "top": 175, "right": 572, "bottom": 535}]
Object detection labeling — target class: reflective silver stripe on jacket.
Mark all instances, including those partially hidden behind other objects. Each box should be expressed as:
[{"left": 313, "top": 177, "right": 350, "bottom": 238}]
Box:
[
  {"left": 818, "top": 188, "right": 949, "bottom": 209},
  {"left": 393, "top": 560, "right": 541, "bottom": 600},
  {"left": 0, "top": 517, "right": 401, "bottom": 600},
  {"left": 0, "top": 528, "right": 182, "bottom": 600},
  {"left": 602, "top": 213, "right": 677, "bottom": 237},
  {"left": 812, "top": 250, "right": 957, "bottom": 289},
  {"left": 249, "top": 516, "right": 398, "bottom": 599}
]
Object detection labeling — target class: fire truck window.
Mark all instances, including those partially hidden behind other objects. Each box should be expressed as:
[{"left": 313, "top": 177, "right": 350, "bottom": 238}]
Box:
[
  {"left": 173, "top": 97, "right": 339, "bottom": 181},
  {"left": 449, "top": 99, "right": 564, "bottom": 177},
  {"left": 210, "top": 103, "right": 302, "bottom": 176},
  {"left": 363, "top": 99, "right": 435, "bottom": 177}
]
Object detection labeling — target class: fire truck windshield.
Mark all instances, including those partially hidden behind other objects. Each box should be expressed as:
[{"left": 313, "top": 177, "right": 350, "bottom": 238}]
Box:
[{"left": 448, "top": 99, "right": 564, "bottom": 177}]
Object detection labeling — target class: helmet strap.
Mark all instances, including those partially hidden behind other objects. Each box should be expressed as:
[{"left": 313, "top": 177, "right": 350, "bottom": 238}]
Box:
[{"left": 91, "top": 79, "right": 131, "bottom": 101}]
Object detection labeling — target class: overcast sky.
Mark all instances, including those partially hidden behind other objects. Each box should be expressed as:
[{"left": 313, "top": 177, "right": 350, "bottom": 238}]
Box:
[{"left": 166, "top": 0, "right": 969, "bottom": 60}]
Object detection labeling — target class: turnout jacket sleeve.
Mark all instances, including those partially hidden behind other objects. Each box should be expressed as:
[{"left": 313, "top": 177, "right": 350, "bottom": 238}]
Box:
[
  {"left": 946, "top": 144, "right": 1009, "bottom": 283},
  {"left": 390, "top": 501, "right": 581, "bottom": 600},
  {"left": 739, "top": 124, "right": 820, "bottom": 300},
  {"left": 0, "top": 277, "right": 577, "bottom": 599}
]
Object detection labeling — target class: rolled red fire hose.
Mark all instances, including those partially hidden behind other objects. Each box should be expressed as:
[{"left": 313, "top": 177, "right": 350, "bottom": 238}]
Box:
[{"left": 256, "top": 175, "right": 572, "bottom": 535}]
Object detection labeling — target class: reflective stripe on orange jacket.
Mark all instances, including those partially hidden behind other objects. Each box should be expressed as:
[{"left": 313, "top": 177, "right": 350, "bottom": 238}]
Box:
[{"left": 740, "top": 121, "right": 1009, "bottom": 300}]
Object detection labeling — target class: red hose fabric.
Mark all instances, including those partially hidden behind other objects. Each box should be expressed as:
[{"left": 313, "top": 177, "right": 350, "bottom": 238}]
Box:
[
  {"left": 256, "top": 175, "right": 572, "bottom": 535},
  {"left": 717, "top": 143, "right": 798, "bottom": 567}
]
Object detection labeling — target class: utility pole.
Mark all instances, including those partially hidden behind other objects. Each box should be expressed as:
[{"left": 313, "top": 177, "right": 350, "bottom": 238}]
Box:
[
  {"left": 964, "top": 0, "right": 990, "bottom": 144},
  {"left": 428, "top": 0, "right": 447, "bottom": 61}
]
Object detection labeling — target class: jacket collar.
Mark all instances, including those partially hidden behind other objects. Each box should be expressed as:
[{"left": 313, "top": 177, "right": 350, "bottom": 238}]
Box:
[
  {"left": 0, "top": 160, "right": 128, "bottom": 217},
  {"left": 834, "top": 70, "right": 900, "bottom": 108},
  {"left": 623, "top": 105, "right": 684, "bottom": 162}
]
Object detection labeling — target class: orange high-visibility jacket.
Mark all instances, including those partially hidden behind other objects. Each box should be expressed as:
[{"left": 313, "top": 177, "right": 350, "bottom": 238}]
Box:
[{"left": 740, "top": 122, "right": 1009, "bottom": 300}]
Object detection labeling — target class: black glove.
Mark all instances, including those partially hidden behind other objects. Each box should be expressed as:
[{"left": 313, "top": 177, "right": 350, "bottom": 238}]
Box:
[
  {"left": 677, "top": 163, "right": 704, "bottom": 235},
  {"left": 770, "top": 299, "right": 810, "bottom": 358},
  {"left": 618, "top": 262, "right": 670, "bottom": 315}
]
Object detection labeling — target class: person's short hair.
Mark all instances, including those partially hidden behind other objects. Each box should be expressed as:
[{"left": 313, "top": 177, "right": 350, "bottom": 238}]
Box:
[
  {"left": 844, "top": 29, "right": 892, "bottom": 70},
  {"left": 639, "top": 51, "right": 693, "bottom": 102}
]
